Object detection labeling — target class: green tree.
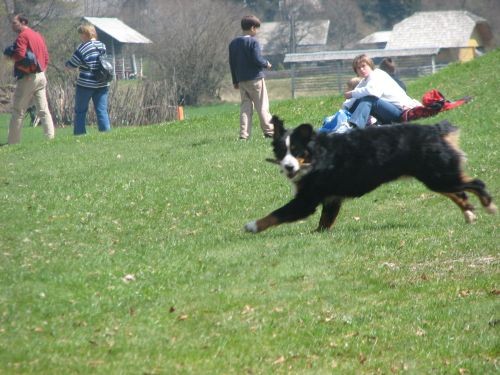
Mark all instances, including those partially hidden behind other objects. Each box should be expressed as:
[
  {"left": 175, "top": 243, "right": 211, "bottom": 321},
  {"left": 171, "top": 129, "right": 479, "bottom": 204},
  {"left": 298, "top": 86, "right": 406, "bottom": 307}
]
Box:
[
  {"left": 357, "top": 0, "right": 420, "bottom": 29},
  {"left": 379, "top": 0, "right": 420, "bottom": 28}
]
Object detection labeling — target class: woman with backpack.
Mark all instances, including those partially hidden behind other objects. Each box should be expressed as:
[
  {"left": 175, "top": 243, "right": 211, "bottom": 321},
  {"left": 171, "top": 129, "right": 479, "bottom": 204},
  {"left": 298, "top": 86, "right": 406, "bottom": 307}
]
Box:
[{"left": 65, "top": 23, "right": 111, "bottom": 135}]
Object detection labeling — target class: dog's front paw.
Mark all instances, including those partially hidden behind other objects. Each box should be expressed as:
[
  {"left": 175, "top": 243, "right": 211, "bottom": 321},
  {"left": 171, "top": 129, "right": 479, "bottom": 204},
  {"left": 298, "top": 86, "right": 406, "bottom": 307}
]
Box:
[{"left": 244, "top": 220, "right": 259, "bottom": 233}]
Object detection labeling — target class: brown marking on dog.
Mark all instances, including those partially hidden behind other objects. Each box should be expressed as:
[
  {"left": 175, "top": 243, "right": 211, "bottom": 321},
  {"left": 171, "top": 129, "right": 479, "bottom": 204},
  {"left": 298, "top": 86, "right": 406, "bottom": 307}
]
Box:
[
  {"left": 442, "top": 192, "right": 477, "bottom": 223},
  {"left": 443, "top": 130, "right": 461, "bottom": 152},
  {"left": 297, "top": 158, "right": 308, "bottom": 167},
  {"left": 255, "top": 215, "right": 280, "bottom": 232},
  {"left": 442, "top": 192, "right": 474, "bottom": 211},
  {"left": 443, "top": 130, "right": 471, "bottom": 182}
]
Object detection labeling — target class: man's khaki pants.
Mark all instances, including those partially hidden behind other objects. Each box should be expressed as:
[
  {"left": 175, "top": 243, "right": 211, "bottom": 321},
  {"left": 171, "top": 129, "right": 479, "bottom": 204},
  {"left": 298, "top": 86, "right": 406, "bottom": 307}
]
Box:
[
  {"left": 8, "top": 72, "right": 55, "bottom": 144},
  {"left": 238, "top": 78, "right": 273, "bottom": 139}
]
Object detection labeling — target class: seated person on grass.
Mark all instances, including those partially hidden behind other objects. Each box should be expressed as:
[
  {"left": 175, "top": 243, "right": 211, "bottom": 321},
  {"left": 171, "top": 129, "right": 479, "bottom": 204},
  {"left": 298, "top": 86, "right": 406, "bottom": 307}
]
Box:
[
  {"left": 318, "top": 76, "right": 376, "bottom": 134},
  {"left": 344, "top": 54, "right": 420, "bottom": 129}
]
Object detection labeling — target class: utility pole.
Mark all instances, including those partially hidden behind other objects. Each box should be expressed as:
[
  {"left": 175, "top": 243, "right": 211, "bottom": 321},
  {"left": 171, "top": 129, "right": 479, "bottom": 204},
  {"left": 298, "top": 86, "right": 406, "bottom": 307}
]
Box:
[{"left": 282, "top": 0, "right": 298, "bottom": 98}]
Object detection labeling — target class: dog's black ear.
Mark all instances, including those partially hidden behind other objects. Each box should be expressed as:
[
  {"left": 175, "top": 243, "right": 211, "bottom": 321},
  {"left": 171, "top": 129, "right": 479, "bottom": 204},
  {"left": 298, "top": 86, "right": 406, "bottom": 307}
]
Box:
[
  {"left": 271, "top": 115, "right": 285, "bottom": 139},
  {"left": 296, "top": 123, "right": 315, "bottom": 142}
]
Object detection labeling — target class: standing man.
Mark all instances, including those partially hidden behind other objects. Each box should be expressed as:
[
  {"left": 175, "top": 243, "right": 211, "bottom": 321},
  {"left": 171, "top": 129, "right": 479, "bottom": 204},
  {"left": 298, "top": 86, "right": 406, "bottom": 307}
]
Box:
[
  {"left": 229, "top": 15, "right": 273, "bottom": 140},
  {"left": 5, "top": 14, "right": 54, "bottom": 144}
]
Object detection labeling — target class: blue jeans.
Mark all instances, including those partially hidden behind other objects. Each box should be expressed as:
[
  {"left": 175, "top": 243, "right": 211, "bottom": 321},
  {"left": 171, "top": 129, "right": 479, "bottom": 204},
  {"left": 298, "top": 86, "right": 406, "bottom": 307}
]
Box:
[
  {"left": 349, "top": 96, "right": 402, "bottom": 128},
  {"left": 74, "top": 85, "right": 111, "bottom": 135}
]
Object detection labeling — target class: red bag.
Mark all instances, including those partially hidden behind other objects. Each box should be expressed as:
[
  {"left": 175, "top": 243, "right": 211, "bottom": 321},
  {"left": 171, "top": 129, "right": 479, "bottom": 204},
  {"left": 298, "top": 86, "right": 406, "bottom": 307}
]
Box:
[
  {"left": 400, "top": 89, "right": 471, "bottom": 122},
  {"left": 421, "top": 89, "right": 445, "bottom": 110}
]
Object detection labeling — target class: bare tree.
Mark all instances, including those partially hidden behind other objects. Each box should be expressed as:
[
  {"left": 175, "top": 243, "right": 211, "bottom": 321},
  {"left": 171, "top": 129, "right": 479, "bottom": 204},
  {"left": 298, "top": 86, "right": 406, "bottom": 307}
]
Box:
[
  {"left": 319, "top": 0, "right": 366, "bottom": 49},
  {"left": 275, "top": 0, "right": 366, "bottom": 50},
  {"left": 2, "top": 0, "right": 13, "bottom": 14},
  {"left": 123, "top": 0, "right": 242, "bottom": 105},
  {"left": 2, "top": 0, "right": 65, "bottom": 19}
]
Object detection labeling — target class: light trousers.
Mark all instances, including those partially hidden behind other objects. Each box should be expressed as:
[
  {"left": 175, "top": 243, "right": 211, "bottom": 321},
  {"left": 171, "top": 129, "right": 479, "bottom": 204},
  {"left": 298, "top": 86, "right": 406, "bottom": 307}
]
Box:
[
  {"left": 238, "top": 78, "right": 273, "bottom": 139},
  {"left": 8, "top": 72, "right": 54, "bottom": 144}
]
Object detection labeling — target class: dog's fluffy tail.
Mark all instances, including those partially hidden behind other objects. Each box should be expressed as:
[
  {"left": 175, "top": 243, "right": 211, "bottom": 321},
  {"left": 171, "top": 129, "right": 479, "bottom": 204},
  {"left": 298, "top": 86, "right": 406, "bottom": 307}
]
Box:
[{"left": 437, "top": 120, "right": 466, "bottom": 166}]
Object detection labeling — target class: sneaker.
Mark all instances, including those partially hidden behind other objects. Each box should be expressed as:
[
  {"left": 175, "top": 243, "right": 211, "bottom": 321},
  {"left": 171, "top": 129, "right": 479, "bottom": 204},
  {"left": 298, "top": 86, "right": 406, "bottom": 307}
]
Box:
[
  {"left": 264, "top": 134, "right": 273, "bottom": 139},
  {"left": 368, "top": 116, "right": 378, "bottom": 127},
  {"left": 335, "top": 121, "right": 353, "bottom": 134}
]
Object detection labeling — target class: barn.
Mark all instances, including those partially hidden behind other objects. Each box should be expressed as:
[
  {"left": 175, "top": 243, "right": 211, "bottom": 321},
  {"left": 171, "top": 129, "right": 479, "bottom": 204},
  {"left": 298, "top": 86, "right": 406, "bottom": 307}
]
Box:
[
  {"left": 82, "top": 16, "right": 153, "bottom": 80},
  {"left": 385, "top": 10, "right": 494, "bottom": 63}
]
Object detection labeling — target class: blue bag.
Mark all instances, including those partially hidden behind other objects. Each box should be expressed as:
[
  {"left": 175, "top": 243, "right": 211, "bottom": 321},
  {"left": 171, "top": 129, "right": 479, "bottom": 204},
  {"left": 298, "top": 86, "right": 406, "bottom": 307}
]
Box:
[{"left": 318, "top": 109, "right": 351, "bottom": 133}]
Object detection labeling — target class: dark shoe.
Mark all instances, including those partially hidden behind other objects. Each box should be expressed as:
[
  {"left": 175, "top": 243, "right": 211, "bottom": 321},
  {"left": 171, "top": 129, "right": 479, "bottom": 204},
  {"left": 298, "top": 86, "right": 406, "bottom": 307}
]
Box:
[{"left": 264, "top": 134, "right": 273, "bottom": 138}]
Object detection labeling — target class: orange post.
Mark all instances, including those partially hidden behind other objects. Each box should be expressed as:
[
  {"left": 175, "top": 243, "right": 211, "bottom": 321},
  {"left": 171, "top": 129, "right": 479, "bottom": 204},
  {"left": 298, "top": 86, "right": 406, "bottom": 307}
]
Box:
[{"left": 177, "top": 105, "right": 184, "bottom": 121}]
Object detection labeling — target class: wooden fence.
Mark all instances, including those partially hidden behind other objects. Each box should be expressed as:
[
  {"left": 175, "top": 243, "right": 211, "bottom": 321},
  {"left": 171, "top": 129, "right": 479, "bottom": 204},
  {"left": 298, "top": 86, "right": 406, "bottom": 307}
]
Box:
[{"left": 267, "top": 56, "right": 448, "bottom": 98}]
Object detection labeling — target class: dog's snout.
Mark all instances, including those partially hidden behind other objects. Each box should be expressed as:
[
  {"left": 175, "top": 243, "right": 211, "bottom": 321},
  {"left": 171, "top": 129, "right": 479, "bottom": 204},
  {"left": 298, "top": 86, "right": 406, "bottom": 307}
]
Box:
[{"left": 280, "top": 154, "right": 301, "bottom": 179}]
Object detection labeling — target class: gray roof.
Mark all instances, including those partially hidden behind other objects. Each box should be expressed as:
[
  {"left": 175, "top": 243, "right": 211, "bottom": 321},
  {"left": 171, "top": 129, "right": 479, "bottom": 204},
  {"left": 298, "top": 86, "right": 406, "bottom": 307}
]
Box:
[
  {"left": 358, "top": 31, "right": 392, "bottom": 45},
  {"left": 83, "top": 17, "right": 153, "bottom": 44},
  {"left": 386, "top": 10, "right": 491, "bottom": 49},
  {"left": 259, "top": 20, "right": 330, "bottom": 54},
  {"left": 284, "top": 48, "right": 439, "bottom": 63}
]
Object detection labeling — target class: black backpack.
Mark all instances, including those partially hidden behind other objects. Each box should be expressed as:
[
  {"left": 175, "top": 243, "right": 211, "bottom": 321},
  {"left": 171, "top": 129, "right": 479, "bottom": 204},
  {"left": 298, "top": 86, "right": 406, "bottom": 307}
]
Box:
[{"left": 91, "top": 43, "right": 114, "bottom": 83}]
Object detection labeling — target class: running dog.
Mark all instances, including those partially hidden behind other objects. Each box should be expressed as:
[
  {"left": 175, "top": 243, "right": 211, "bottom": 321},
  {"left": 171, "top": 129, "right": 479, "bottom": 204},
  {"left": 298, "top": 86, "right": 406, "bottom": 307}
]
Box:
[{"left": 244, "top": 116, "right": 496, "bottom": 233}]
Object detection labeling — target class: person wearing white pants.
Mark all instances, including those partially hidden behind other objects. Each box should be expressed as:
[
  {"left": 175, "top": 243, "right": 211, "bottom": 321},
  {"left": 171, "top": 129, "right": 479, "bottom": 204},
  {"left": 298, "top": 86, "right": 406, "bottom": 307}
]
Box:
[{"left": 5, "top": 14, "right": 54, "bottom": 144}]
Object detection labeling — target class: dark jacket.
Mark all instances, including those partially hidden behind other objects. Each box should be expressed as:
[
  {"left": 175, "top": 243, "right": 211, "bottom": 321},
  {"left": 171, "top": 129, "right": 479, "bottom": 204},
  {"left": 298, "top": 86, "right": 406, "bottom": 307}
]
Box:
[
  {"left": 229, "top": 35, "right": 269, "bottom": 85},
  {"left": 3, "top": 43, "right": 38, "bottom": 79}
]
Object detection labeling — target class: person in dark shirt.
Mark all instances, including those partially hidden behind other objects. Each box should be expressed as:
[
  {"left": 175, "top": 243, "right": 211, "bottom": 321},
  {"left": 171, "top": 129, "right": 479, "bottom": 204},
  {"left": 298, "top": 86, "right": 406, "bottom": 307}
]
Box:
[
  {"left": 229, "top": 15, "right": 273, "bottom": 140},
  {"left": 4, "top": 14, "right": 54, "bottom": 144}
]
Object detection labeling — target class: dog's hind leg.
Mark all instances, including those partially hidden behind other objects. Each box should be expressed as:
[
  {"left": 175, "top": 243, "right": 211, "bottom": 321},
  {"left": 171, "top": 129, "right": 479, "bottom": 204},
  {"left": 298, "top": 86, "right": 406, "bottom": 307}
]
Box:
[
  {"left": 316, "top": 198, "right": 342, "bottom": 232},
  {"left": 462, "top": 178, "right": 497, "bottom": 214},
  {"left": 420, "top": 170, "right": 496, "bottom": 223},
  {"left": 438, "top": 178, "right": 496, "bottom": 223},
  {"left": 441, "top": 192, "right": 478, "bottom": 223}
]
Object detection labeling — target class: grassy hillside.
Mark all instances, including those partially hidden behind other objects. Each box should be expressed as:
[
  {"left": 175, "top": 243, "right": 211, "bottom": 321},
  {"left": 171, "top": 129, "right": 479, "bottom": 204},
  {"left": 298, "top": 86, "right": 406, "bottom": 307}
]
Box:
[{"left": 0, "top": 49, "right": 498, "bottom": 374}]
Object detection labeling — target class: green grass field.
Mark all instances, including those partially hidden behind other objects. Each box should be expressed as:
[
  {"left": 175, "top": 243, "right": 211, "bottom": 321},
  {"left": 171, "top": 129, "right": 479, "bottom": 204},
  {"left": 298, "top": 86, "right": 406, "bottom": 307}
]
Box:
[{"left": 0, "top": 50, "right": 499, "bottom": 374}]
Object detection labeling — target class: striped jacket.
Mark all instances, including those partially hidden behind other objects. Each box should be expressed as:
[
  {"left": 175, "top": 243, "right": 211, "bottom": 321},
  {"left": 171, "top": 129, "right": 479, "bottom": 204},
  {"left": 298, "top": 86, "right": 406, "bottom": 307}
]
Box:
[{"left": 66, "top": 40, "right": 110, "bottom": 88}]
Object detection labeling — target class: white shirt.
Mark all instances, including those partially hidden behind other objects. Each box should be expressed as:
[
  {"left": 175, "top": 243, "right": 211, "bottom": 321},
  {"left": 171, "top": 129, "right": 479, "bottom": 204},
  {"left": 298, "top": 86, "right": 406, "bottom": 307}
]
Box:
[
  {"left": 351, "top": 68, "right": 421, "bottom": 109},
  {"left": 342, "top": 97, "right": 357, "bottom": 110}
]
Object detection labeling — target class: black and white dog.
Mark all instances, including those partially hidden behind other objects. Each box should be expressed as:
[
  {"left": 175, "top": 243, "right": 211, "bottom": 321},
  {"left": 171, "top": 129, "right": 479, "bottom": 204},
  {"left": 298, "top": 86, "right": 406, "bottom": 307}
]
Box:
[{"left": 244, "top": 116, "right": 496, "bottom": 233}]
